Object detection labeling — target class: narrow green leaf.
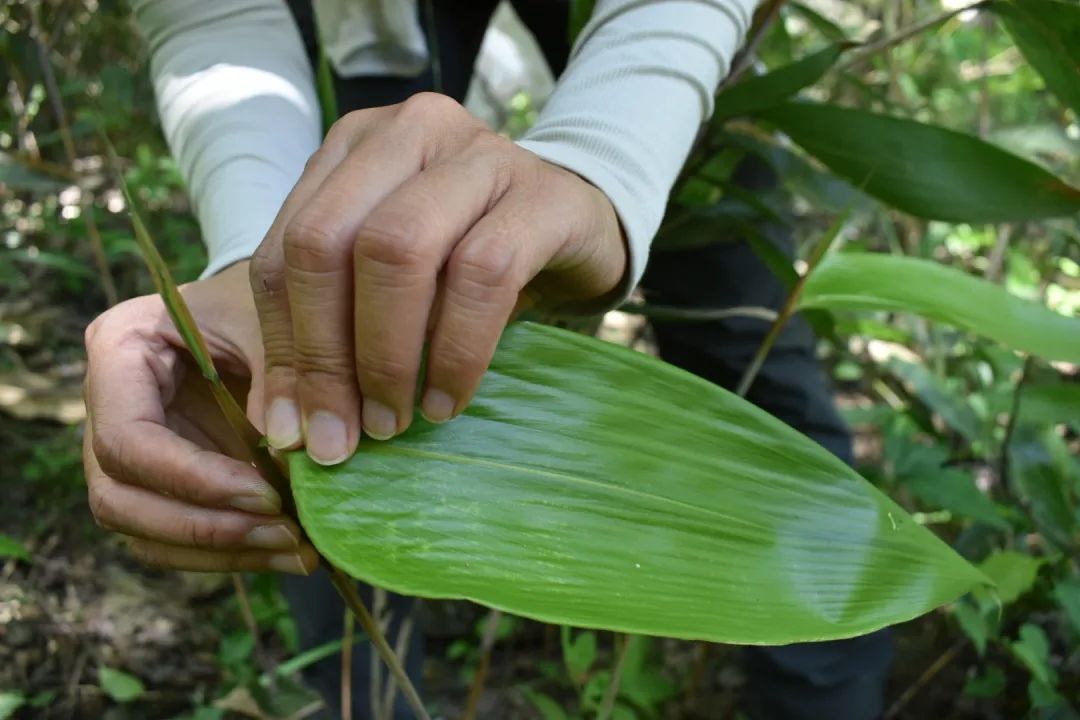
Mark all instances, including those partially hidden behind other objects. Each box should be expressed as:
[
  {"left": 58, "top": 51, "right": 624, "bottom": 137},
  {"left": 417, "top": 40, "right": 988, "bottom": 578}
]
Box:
[
  {"left": 292, "top": 322, "right": 987, "bottom": 645},
  {"left": 994, "top": 0, "right": 1080, "bottom": 117},
  {"left": 789, "top": 2, "right": 850, "bottom": 42},
  {"left": 524, "top": 689, "right": 569, "bottom": 720},
  {"left": 1052, "top": 577, "right": 1080, "bottom": 635},
  {"left": 0, "top": 693, "right": 24, "bottom": 720},
  {"left": 98, "top": 667, "right": 145, "bottom": 703},
  {"left": 1009, "top": 431, "right": 1077, "bottom": 552},
  {"left": 799, "top": 253, "right": 1080, "bottom": 363},
  {"left": 902, "top": 470, "right": 1009, "bottom": 531},
  {"left": 757, "top": 102, "right": 1080, "bottom": 222},
  {"left": 0, "top": 534, "right": 30, "bottom": 562},
  {"left": 952, "top": 600, "right": 990, "bottom": 656},
  {"left": 977, "top": 551, "right": 1050, "bottom": 605},
  {"left": 886, "top": 359, "right": 984, "bottom": 444},
  {"left": 1017, "top": 381, "right": 1080, "bottom": 429},
  {"left": 712, "top": 43, "right": 856, "bottom": 124}
]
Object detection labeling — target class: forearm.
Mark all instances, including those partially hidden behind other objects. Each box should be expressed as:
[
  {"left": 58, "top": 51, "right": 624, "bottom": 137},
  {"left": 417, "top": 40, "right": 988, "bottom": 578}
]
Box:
[
  {"left": 132, "top": 0, "right": 322, "bottom": 277},
  {"left": 518, "top": 0, "right": 757, "bottom": 306}
]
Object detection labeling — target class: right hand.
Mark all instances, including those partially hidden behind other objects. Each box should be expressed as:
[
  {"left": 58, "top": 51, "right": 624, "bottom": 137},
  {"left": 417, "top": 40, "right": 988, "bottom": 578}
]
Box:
[{"left": 82, "top": 261, "right": 318, "bottom": 574}]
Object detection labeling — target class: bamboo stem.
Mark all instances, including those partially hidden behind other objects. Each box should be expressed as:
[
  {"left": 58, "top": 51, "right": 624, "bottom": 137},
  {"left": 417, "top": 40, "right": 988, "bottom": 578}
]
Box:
[
  {"left": 341, "top": 608, "right": 355, "bottom": 720},
  {"left": 31, "top": 17, "right": 119, "bottom": 306},
  {"left": 596, "top": 635, "right": 631, "bottom": 720},
  {"left": 109, "top": 145, "right": 429, "bottom": 720},
  {"left": 329, "top": 568, "right": 431, "bottom": 720},
  {"left": 463, "top": 608, "right": 504, "bottom": 720}
]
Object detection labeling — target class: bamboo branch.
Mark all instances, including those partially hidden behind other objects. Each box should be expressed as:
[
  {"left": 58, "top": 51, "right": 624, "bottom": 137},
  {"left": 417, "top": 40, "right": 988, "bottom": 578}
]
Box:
[
  {"left": 837, "top": 1, "right": 988, "bottom": 74},
  {"left": 106, "top": 140, "right": 429, "bottom": 720},
  {"left": 31, "top": 17, "right": 118, "bottom": 306},
  {"left": 735, "top": 208, "right": 850, "bottom": 397},
  {"left": 463, "top": 609, "right": 504, "bottom": 720},
  {"left": 596, "top": 635, "right": 631, "bottom": 720},
  {"left": 341, "top": 608, "right": 355, "bottom": 720}
]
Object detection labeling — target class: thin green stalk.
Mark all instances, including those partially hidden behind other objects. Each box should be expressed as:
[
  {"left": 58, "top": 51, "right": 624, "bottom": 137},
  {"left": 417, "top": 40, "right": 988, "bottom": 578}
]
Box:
[
  {"left": 342, "top": 609, "right": 355, "bottom": 720},
  {"left": 618, "top": 302, "right": 778, "bottom": 324},
  {"left": 596, "top": 635, "right": 631, "bottom": 720},
  {"left": 735, "top": 207, "right": 850, "bottom": 397},
  {"left": 463, "top": 609, "right": 503, "bottom": 720},
  {"left": 105, "top": 138, "right": 429, "bottom": 720}
]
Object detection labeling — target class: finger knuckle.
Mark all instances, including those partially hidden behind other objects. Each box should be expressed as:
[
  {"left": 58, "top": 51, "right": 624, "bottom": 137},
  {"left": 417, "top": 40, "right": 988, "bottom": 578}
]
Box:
[
  {"left": 283, "top": 218, "right": 346, "bottom": 273},
  {"left": 293, "top": 351, "right": 356, "bottom": 387},
  {"left": 356, "top": 352, "right": 414, "bottom": 391},
  {"left": 452, "top": 243, "right": 519, "bottom": 299},
  {"left": 435, "top": 332, "right": 489, "bottom": 378},
  {"left": 86, "top": 479, "right": 114, "bottom": 530},
  {"left": 400, "top": 91, "right": 463, "bottom": 121},
  {"left": 182, "top": 511, "right": 222, "bottom": 549},
  {"left": 250, "top": 244, "right": 286, "bottom": 297},
  {"left": 353, "top": 221, "right": 431, "bottom": 271}
]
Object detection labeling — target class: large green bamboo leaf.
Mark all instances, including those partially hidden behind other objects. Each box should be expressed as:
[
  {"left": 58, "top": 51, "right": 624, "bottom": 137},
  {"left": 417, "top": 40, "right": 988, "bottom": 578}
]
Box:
[
  {"left": 799, "top": 253, "right": 1080, "bottom": 363},
  {"left": 993, "top": 0, "right": 1080, "bottom": 118},
  {"left": 756, "top": 102, "right": 1080, "bottom": 222},
  {"left": 712, "top": 43, "right": 855, "bottom": 124},
  {"left": 292, "top": 322, "right": 986, "bottom": 645}
]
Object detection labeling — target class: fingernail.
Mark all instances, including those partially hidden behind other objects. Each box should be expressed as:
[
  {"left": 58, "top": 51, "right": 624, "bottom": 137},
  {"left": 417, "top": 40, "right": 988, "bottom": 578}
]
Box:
[
  {"left": 268, "top": 553, "right": 312, "bottom": 575},
  {"left": 362, "top": 399, "right": 398, "bottom": 440},
  {"left": 246, "top": 524, "right": 299, "bottom": 550},
  {"left": 230, "top": 491, "right": 281, "bottom": 515},
  {"left": 266, "top": 398, "right": 302, "bottom": 449},
  {"left": 420, "top": 388, "right": 456, "bottom": 424},
  {"left": 306, "top": 411, "right": 350, "bottom": 465}
]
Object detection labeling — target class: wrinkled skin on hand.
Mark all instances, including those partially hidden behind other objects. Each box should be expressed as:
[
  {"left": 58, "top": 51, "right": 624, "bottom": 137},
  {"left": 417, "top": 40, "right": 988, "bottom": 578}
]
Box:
[
  {"left": 250, "top": 92, "right": 627, "bottom": 464},
  {"left": 83, "top": 262, "right": 318, "bottom": 574}
]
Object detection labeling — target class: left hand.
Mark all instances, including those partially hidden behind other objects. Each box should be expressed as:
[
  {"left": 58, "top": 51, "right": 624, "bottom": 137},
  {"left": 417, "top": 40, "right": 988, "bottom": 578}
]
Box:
[{"left": 250, "top": 92, "right": 627, "bottom": 464}]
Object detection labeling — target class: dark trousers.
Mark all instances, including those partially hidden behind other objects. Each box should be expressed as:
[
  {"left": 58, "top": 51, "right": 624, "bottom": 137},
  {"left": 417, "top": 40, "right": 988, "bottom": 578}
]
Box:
[{"left": 281, "top": 2, "right": 893, "bottom": 717}]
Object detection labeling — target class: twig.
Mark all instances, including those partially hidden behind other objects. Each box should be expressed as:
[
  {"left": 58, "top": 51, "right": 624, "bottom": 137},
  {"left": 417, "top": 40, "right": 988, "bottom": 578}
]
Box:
[
  {"left": 883, "top": 638, "right": 965, "bottom": 719},
  {"left": 728, "top": 0, "right": 788, "bottom": 84},
  {"left": 31, "top": 15, "right": 118, "bottom": 306},
  {"left": 231, "top": 573, "right": 273, "bottom": 676},
  {"left": 463, "top": 609, "right": 504, "bottom": 720},
  {"left": 64, "top": 648, "right": 89, "bottom": 720},
  {"left": 597, "top": 635, "right": 631, "bottom": 720},
  {"left": 341, "top": 608, "right": 355, "bottom": 720},
  {"left": 108, "top": 144, "right": 430, "bottom": 720},
  {"left": 328, "top": 568, "right": 432, "bottom": 720},
  {"left": 380, "top": 603, "right": 420, "bottom": 720},
  {"left": 369, "top": 588, "right": 387, "bottom": 720},
  {"left": 838, "top": 1, "right": 988, "bottom": 74},
  {"left": 735, "top": 208, "right": 850, "bottom": 397}
]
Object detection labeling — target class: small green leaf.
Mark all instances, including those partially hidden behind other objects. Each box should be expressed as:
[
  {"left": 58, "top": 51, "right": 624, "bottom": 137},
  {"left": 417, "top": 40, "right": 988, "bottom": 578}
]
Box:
[
  {"left": 0, "top": 534, "right": 30, "bottom": 562},
  {"left": 953, "top": 601, "right": 991, "bottom": 656},
  {"left": 1017, "top": 382, "right": 1080, "bottom": 430},
  {"left": 713, "top": 43, "right": 856, "bottom": 123},
  {"left": 0, "top": 692, "right": 25, "bottom": 720},
  {"left": 98, "top": 667, "right": 145, "bottom": 703},
  {"left": 1009, "top": 624, "right": 1058, "bottom": 688},
  {"left": 756, "top": 102, "right": 1080, "bottom": 222},
  {"left": 293, "top": 322, "right": 988, "bottom": 645},
  {"left": 886, "top": 359, "right": 984, "bottom": 444},
  {"left": 994, "top": 0, "right": 1080, "bottom": 117},
  {"left": 903, "top": 470, "right": 1009, "bottom": 531},
  {"left": 523, "top": 689, "right": 569, "bottom": 720},
  {"left": 978, "top": 551, "right": 1051, "bottom": 605},
  {"left": 789, "top": 2, "right": 850, "bottom": 41},
  {"left": 799, "top": 253, "right": 1080, "bottom": 363},
  {"left": 1010, "top": 431, "right": 1077, "bottom": 552},
  {"left": 562, "top": 627, "right": 597, "bottom": 682},
  {"left": 1052, "top": 577, "right": 1080, "bottom": 635},
  {"left": 963, "top": 665, "right": 1006, "bottom": 699}
]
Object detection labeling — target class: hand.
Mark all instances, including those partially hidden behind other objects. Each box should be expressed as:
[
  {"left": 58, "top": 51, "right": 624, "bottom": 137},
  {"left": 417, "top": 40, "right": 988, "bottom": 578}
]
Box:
[
  {"left": 83, "top": 261, "right": 319, "bottom": 574},
  {"left": 250, "top": 92, "right": 627, "bottom": 464}
]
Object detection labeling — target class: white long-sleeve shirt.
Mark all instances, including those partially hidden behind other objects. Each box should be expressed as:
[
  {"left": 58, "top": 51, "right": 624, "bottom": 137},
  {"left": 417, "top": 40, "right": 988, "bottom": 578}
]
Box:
[{"left": 133, "top": 0, "right": 757, "bottom": 302}]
